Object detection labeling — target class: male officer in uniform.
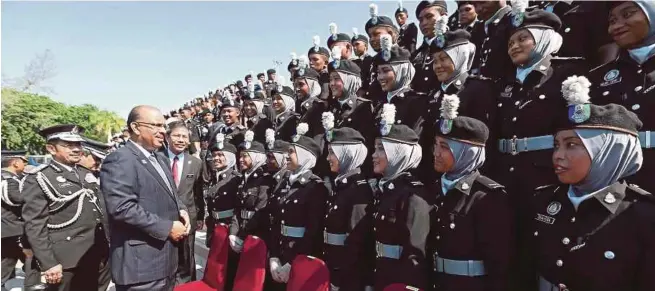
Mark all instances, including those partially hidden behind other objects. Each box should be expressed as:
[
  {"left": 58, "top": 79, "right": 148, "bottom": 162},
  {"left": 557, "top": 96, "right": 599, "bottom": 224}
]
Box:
[
  {"left": 450, "top": 1, "right": 479, "bottom": 32},
  {"left": 79, "top": 138, "right": 113, "bottom": 176},
  {"left": 21, "top": 125, "right": 110, "bottom": 291},
  {"left": 180, "top": 105, "right": 202, "bottom": 158},
  {"left": 411, "top": 0, "right": 449, "bottom": 95},
  {"left": 1, "top": 150, "right": 42, "bottom": 291},
  {"left": 264, "top": 69, "right": 278, "bottom": 98},
  {"left": 470, "top": 0, "right": 514, "bottom": 80},
  {"left": 351, "top": 29, "right": 374, "bottom": 98},
  {"left": 396, "top": 0, "right": 418, "bottom": 54}
]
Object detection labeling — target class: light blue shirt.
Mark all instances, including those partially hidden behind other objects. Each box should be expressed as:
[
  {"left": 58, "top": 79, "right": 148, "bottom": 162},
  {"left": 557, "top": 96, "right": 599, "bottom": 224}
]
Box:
[
  {"left": 441, "top": 175, "right": 465, "bottom": 196},
  {"left": 567, "top": 185, "right": 610, "bottom": 211}
]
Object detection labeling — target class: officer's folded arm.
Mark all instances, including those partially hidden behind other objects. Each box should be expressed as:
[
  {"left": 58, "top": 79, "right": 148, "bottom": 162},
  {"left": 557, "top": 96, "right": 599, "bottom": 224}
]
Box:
[{"left": 100, "top": 152, "right": 173, "bottom": 241}]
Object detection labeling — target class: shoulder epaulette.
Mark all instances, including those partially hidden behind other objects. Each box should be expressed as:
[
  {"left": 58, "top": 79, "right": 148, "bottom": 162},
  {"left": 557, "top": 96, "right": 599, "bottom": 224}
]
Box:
[
  {"left": 589, "top": 60, "right": 614, "bottom": 73},
  {"left": 410, "top": 181, "right": 424, "bottom": 187},
  {"left": 475, "top": 175, "right": 505, "bottom": 190},
  {"left": 356, "top": 97, "right": 371, "bottom": 103},
  {"left": 551, "top": 56, "right": 585, "bottom": 62},
  {"left": 356, "top": 180, "right": 368, "bottom": 185},
  {"left": 628, "top": 184, "right": 652, "bottom": 196},
  {"left": 25, "top": 164, "right": 48, "bottom": 174},
  {"left": 466, "top": 75, "right": 493, "bottom": 82}
]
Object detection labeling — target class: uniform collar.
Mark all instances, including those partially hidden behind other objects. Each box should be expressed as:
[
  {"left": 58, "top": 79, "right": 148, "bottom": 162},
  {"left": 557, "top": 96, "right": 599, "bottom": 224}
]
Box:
[
  {"left": 442, "top": 72, "right": 468, "bottom": 93},
  {"left": 167, "top": 148, "right": 184, "bottom": 160},
  {"left": 508, "top": 55, "right": 552, "bottom": 84},
  {"left": 335, "top": 169, "right": 361, "bottom": 187},
  {"left": 292, "top": 170, "right": 314, "bottom": 185},
  {"left": 591, "top": 181, "right": 628, "bottom": 214},
  {"left": 443, "top": 171, "right": 479, "bottom": 196},
  {"left": 51, "top": 159, "right": 75, "bottom": 173},
  {"left": 338, "top": 94, "right": 357, "bottom": 109}
]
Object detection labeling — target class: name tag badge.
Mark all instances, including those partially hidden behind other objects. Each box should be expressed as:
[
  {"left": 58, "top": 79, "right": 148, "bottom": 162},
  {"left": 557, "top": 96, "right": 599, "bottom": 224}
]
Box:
[{"left": 535, "top": 213, "right": 555, "bottom": 224}]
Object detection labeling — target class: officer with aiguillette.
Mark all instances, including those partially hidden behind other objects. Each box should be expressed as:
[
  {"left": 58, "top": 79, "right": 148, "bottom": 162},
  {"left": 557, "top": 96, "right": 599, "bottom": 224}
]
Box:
[{"left": 21, "top": 125, "right": 110, "bottom": 291}]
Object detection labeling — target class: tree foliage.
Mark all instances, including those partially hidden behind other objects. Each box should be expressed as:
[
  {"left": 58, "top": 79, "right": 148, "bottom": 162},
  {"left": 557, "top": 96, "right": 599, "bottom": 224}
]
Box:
[{"left": 1, "top": 88, "right": 125, "bottom": 154}]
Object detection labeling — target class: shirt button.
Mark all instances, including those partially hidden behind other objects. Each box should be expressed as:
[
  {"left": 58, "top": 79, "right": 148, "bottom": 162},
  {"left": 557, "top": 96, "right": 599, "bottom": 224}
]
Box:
[
  {"left": 632, "top": 104, "right": 641, "bottom": 110},
  {"left": 635, "top": 86, "right": 643, "bottom": 92},
  {"left": 424, "top": 66, "right": 429, "bottom": 70},
  {"left": 638, "top": 69, "right": 643, "bottom": 74},
  {"left": 570, "top": 217, "right": 576, "bottom": 223},
  {"left": 539, "top": 94, "right": 546, "bottom": 99},
  {"left": 281, "top": 210, "right": 285, "bottom": 213},
  {"left": 562, "top": 237, "right": 570, "bottom": 245},
  {"left": 564, "top": 27, "right": 571, "bottom": 33},
  {"left": 512, "top": 117, "right": 517, "bottom": 122},
  {"left": 424, "top": 77, "right": 428, "bottom": 81},
  {"left": 66, "top": 236, "right": 71, "bottom": 241},
  {"left": 497, "top": 103, "right": 503, "bottom": 107},
  {"left": 556, "top": 259, "right": 563, "bottom": 267},
  {"left": 602, "top": 91, "right": 609, "bottom": 96},
  {"left": 534, "top": 231, "right": 539, "bottom": 236},
  {"left": 436, "top": 235, "right": 440, "bottom": 240},
  {"left": 514, "top": 101, "right": 520, "bottom": 106},
  {"left": 509, "top": 167, "right": 515, "bottom": 172}
]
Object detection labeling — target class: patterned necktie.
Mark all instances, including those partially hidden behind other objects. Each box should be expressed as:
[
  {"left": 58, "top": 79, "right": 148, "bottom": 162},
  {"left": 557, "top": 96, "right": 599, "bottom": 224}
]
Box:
[
  {"left": 148, "top": 154, "right": 174, "bottom": 194},
  {"left": 172, "top": 156, "right": 179, "bottom": 186}
]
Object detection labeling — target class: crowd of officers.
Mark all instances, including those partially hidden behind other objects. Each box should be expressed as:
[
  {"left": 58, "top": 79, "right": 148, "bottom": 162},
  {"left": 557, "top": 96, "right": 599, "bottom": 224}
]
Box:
[{"left": 2, "top": 1, "right": 655, "bottom": 291}]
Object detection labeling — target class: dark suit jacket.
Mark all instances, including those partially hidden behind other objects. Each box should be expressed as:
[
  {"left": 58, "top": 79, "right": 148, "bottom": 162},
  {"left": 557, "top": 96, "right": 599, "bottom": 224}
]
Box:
[
  {"left": 100, "top": 141, "right": 187, "bottom": 285},
  {"left": 163, "top": 149, "right": 204, "bottom": 233}
]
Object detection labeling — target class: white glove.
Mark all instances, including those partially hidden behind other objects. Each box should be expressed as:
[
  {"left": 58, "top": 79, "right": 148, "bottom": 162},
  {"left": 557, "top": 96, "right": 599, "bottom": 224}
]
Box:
[
  {"left": 364, "top": 286, "right": 374, "bottom": 291},
  {"left": 329, "top": 283, "right": 340, "bottom": 291},
  {"left": 228, "top": 235, "right": 243, "bottom": 253},
  {"left": 269, "top": 257, "right": 282, "bottom": 282},
  {"left": 278, "top": 263, "right": 292, "bottom": 283}
]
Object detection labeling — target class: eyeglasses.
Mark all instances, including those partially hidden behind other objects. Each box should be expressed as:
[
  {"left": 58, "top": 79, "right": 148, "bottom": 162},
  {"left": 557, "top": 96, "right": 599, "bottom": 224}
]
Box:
[{"left": 135, "top": 121, "right": 166, "bottom": 129}]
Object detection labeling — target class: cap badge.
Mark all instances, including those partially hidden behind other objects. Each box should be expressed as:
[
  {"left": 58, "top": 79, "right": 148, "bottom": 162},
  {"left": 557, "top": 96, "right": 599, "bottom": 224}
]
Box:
[
  {"left": 512, "top": 11, "right": 525, "bottom": 27},
  {"left": 382, "top": 50, "right": 391, "bottom": 62},
  {"left": 569, "top": 104, "right": 591, "bottom": 124},
  {"left": 292, "top": 135, "right": 300, "bottom": 142},
  {"left": 440, "top": 119, "right": 453, "bottom": 135},
  {"left": 71, "top": 126, "right": 79, "bottom": 134},
  {"left": 547, "top": 201, "right": 562, "bottom": 215},
  {"left": 325, "top": 130, "right": 334, "bottom": 142},
  {"left": 435, "top": 34, "right": 446, "bottom": 48}
]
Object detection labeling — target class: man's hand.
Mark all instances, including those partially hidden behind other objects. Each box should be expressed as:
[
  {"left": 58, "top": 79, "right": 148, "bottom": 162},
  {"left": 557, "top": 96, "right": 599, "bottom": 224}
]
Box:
[
  {"left": 179, "top": 210, "right": 190, "bottom": 234},
  {"left": 269, "top": 258, "right": 282, "bottom": 282},
  {"left": 169, "top": 221, "right": 187, "bottom": 241},
  {"left": 196, "top": 220, "right": 204, "bottom": 231},
  {"left": 43, "top": 264, "right": 63, "bottom": 284}
]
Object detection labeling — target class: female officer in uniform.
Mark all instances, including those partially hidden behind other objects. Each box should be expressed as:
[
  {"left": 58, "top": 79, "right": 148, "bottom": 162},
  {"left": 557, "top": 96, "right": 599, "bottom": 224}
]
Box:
[
  {"left": 204, "top": 133, "right": 240, "bottom": 248},
  {"left": 373, "top": 34, "right": 423, "bottom": 135},
  {"left": 587, "top": 1, "right": 655, "bottom": 192},
  {"left": 268, "top": 123, "right": 328, "bottom": 287},
  {"left": 323, "top": 126, "right": 374, "bottom": 291},
  {"left": 429, "top": 94, "right": 512, "bottom": 291},
  {"left": 371, "top": 104, "right": 431, "bottom": 290},
  {"left": 230, "top": 131, "right": 271, "bottom": 254},
  {"left": 492, "top": 9, "right": 587, "bottom": 221},
  {"left": 530, "top": 75, "right": 655, "bottom": 291},
  {"left": 204, "top": 133, "right": 241, "bottom": 290},
  {"left": 271, "top": 85, "right": 299, "bottom": 142}
]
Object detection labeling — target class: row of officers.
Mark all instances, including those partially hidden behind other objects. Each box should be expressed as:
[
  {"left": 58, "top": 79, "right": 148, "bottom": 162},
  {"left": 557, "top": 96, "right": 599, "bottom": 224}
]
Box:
[{"left": 199, "top": 70, "right": 654, "bottom": 291}]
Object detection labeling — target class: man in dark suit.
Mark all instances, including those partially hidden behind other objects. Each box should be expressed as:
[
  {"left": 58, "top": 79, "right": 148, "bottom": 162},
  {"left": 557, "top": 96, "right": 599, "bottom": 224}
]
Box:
[
  {"left": 101, "top": 105, "right": 190, "bottom": 291},
  {"left": 162, "top": 121, "right": 204, "bottom": 284}
]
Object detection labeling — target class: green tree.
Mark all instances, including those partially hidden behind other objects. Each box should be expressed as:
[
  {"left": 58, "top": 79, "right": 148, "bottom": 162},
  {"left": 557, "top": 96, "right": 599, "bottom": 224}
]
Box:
[{"left": 1, "top": 88, "right": 124, "bottom": 154}]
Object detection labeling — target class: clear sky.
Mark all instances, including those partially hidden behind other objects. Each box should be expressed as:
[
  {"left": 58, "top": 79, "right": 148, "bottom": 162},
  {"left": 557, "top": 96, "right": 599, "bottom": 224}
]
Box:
[{"left": 2, "top": 1, "right": 456, "bottom": 118}]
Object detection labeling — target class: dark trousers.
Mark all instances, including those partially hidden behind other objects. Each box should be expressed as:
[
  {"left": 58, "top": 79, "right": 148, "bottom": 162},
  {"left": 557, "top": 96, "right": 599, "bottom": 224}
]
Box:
[
  {"left": 175, "top": 231, "right": 196, "bottom": 284},
  {"left": 1, "top": 236, "right": 41, "bottom": 291},
  {"left": 116, "top": 275, "right": 175, "bottom": 291},
  {"left": 44, "top": 237, "right": 110, "bottom": 291}
]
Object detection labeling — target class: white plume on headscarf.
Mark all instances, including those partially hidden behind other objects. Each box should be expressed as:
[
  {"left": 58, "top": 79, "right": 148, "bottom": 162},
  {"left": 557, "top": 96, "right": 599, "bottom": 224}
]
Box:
[
  {"left": 332, "top": 143, "right": 368, "bottom": 181},
  {"left": 515, "top": 28, "right": 563, "bottom": 83},
  {"left": 380, "top": 140, "right": 422, "bottom": 180},
  {"left": 571, "top": 129, "right": 643, "bottom": 194},
  {"left": 289, "top": 145, "right": 317, "bottom": 184},
  {"left": 384, "top": 62, "right": 416, "bottom": 102}
]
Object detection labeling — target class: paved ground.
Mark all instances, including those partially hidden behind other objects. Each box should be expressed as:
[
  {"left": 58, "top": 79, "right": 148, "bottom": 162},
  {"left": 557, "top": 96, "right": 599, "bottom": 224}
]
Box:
[{"left": 4, "top": 231, "right": 210, "bottom": 291}]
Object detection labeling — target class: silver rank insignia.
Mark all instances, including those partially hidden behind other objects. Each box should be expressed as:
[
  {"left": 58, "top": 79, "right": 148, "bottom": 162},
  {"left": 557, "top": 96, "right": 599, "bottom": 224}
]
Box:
[{"left": 56, "top": 176, "right": 66, "bottom": 183}]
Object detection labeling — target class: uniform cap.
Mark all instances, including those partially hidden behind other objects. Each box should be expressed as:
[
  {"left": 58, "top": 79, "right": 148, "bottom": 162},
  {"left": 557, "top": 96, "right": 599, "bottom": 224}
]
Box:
[{"left": 39, "top": 124, "right": 85, "bottom": 142}]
